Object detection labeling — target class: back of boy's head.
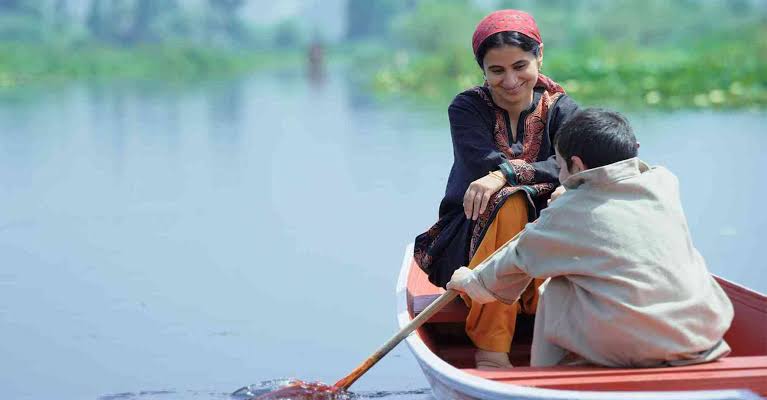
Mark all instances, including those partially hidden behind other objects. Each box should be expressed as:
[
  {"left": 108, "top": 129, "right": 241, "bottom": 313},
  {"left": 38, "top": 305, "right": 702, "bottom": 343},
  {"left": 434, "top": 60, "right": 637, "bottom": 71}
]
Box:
[{"left": 555, "top": 108, "right": 638, "bottom": 170}]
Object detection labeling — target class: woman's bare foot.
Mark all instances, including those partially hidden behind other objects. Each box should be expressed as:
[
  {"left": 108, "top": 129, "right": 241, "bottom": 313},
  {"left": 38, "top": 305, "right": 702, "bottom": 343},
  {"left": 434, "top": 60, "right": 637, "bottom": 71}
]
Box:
[{"left": 475, "top": 349, "right": 513, "bottom": 370}]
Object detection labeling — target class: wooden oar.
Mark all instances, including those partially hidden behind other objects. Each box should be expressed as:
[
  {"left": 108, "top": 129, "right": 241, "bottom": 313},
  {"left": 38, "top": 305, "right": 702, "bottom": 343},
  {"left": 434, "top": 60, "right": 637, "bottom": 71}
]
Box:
[
  {"left": 334, "top": 229, "right": 524, "bottom": 391},
  {"left": 333, "top": 288, "right": 459, "bottom": 390},
  {"left": 250, "top": 289, "right": 460, "bottom": 399},
  {"left": 251, "top": 290, "right": 461, "bottom": 398},
  {"left": 252, "top": 231, "right": 525, "bottom": 398}
]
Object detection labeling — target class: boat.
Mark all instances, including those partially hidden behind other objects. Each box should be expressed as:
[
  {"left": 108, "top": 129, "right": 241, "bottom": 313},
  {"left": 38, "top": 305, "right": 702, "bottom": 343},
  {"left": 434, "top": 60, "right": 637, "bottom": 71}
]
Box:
[{"left": 396, "top": 244, "right": 767, "bottom": 400}]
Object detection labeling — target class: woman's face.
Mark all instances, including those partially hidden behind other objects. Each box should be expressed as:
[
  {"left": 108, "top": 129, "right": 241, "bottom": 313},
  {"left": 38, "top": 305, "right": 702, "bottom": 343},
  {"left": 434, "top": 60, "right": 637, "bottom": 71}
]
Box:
[{"left": 482, "top": 45, "right": 542, "bottom": 110}]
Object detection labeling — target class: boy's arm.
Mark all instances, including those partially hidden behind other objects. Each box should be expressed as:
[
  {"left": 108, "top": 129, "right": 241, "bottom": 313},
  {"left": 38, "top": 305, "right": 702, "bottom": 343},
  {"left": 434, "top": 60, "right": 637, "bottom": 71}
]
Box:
[
  {"left": 475, "top": 238, "right": 534, "bottom": 304},
  {"left": 447, "top": 236, "right": 534, "bottom": 305},
  {"left": 448, "top": 205, "right": 575, "bottom": 304}
]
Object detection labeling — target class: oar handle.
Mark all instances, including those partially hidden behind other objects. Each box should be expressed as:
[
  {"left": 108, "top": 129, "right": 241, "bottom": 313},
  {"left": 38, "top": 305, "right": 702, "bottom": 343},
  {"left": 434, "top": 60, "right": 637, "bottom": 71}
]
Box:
[{"left": 334, "top": 289, "right": 459, "bottom": 390}]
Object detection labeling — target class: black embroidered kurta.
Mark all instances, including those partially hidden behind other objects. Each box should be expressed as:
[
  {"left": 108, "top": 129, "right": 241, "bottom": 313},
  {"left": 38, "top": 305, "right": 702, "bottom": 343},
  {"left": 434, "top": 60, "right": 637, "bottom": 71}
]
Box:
[{"left": 414, "top": 85, "right": 579, "bottom": 287}]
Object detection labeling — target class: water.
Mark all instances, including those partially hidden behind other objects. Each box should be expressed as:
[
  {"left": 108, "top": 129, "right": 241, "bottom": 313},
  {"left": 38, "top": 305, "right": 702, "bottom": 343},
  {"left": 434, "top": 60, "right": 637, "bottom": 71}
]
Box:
[{"left": 0, "top": 68, "right": 764, "bottom": 400}]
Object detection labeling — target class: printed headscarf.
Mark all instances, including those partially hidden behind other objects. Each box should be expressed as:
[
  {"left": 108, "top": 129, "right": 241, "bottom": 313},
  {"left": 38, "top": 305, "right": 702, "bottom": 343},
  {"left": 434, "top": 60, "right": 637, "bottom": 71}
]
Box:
[{"left": 472, "top": 9, "right": 564, "bottom": 94}]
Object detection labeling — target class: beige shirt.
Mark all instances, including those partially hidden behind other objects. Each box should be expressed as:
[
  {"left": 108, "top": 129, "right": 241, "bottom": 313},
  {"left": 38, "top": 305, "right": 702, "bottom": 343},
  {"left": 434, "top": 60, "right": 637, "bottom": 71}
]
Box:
[{"left": 475, "top": 158, "right": 733, "bottom": 367}]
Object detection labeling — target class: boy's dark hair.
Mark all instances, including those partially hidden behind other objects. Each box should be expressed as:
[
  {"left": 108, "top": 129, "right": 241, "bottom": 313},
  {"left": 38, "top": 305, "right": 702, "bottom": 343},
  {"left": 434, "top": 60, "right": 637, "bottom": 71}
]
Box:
[
  {"left": 555, "top": 108, "right": 638, "bottom": 170},
  {"left": 475, "top": 31, "right": 540, "bottom": 69}
]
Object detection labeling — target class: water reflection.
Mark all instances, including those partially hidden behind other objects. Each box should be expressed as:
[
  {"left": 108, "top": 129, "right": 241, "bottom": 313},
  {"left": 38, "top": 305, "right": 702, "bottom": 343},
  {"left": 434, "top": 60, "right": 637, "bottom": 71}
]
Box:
[
  {"left": 96, "top": 381, "right": 431, "bottom": 400},
  {"left": 207, "top": 81, "right": 246, "bottom": 147},
  {"left": 307, "top": 40, "right": 327, "bottom": 87},
  {"left": 0, "top": 67, "right": 764, "bottom": 400}
]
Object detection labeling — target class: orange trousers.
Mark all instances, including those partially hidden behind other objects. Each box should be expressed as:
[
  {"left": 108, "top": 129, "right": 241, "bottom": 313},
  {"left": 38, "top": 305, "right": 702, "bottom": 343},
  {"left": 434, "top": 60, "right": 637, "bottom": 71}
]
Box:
[{"left": 463, "top": 192, "right": 542, "bottom": 353}]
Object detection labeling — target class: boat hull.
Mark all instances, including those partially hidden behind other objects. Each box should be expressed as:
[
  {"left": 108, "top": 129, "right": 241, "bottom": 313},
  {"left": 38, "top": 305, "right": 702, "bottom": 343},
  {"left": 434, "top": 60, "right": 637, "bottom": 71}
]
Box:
[{"left": 397, "top": 244, "right": 765, "bottom": 400}]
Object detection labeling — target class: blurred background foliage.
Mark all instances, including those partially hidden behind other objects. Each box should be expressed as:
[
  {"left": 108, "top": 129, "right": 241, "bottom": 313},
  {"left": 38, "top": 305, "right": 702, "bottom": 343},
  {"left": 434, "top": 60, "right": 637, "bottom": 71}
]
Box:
[
  {"left": 0, "top": 0, "right": 764, "bottom": 109},
  {"left": 355, "top": 0, "right": 767, "bottom": 109},
  {"left": 0, "top": 0, "right": 306, "bottom": 83}
]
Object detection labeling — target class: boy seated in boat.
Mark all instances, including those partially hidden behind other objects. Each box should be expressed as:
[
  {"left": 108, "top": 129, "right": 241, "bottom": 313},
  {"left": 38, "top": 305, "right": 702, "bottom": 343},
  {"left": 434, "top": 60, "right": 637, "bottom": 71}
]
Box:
[{"left": 448, "top": 108, "right": 734, "bottom": 368}]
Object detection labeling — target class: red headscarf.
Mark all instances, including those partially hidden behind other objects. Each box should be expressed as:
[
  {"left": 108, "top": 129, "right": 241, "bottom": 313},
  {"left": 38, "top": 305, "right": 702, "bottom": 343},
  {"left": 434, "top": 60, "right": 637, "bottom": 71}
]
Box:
[{"left": 472, "top": 9, "right": 564, "bottom": 94}]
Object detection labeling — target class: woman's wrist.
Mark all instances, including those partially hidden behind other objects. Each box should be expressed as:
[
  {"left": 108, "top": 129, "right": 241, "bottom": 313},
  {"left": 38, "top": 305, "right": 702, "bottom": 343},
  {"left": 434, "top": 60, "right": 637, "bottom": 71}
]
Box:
[
  {"left": 488, "top": 170, "right": 506, "bottom": 184},
  {"left": 498, "top": 162, "right": 517, "bottom": 185}
]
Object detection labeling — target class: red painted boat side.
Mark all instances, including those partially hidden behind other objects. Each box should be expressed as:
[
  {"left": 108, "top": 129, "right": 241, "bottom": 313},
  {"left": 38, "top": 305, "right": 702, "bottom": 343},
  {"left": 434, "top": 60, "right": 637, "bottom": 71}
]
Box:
[{"left": 716, "top": 276, "right": 767, "bottom": 357}]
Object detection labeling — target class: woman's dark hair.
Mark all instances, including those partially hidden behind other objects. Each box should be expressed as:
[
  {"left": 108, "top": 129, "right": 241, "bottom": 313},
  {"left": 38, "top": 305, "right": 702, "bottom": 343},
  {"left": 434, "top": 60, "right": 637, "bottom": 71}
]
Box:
[
  {"left": 475, "top": 31, "right": 541, "bottom": 69},
  {"left": 554, "top": 108, "right": 638, "bottom": 170}
]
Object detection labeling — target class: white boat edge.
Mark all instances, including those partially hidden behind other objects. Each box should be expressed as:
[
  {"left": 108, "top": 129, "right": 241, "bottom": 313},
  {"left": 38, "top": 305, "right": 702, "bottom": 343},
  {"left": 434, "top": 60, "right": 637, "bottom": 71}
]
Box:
[{"left": 395, "top": 243, "right": 760, "bottom": 400}]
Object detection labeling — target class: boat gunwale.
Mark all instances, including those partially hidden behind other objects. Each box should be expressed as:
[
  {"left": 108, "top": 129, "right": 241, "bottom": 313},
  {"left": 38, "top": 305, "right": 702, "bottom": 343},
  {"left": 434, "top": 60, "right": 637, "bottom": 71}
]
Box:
[{"left": 714, "top": 276, "right": 767, "bottom": 312}]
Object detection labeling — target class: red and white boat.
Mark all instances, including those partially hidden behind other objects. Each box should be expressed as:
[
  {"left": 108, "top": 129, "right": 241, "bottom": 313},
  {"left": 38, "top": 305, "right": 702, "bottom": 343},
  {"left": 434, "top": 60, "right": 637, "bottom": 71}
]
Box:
[{"left": 397, "top": 244, "right": 767, "bottom": 399}]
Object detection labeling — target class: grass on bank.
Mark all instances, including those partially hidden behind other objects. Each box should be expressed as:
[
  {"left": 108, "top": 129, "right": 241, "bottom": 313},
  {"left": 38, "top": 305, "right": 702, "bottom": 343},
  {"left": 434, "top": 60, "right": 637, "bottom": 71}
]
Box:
[
  {"left": 366, "top": 26, "right": 767, "bottom": 110},
  {"left": 0, "top": 41, "right": 300, "bottom": 87}
]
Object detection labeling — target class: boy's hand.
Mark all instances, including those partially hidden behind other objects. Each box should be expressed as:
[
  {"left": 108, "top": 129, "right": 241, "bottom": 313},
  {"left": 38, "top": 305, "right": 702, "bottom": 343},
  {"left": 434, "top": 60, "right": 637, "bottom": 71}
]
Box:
[
  {"left": 447, "top": 266, "right": 496, "bottom": 304},
  {"left": 548, "top": 185, "right": 566, "bottom": 205},
  {"left": 464, "top": 173, "right": 505, "bottom": 220}
]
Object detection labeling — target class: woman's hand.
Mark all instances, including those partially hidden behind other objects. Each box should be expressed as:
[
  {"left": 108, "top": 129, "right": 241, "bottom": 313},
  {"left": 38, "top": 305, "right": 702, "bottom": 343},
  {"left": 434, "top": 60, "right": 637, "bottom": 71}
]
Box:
[
  {"left": 463, "top": 173, "right": 505, "bottom": 220},
  {"left": 548, "top": 185, "right": 566, "bottom": 205}
]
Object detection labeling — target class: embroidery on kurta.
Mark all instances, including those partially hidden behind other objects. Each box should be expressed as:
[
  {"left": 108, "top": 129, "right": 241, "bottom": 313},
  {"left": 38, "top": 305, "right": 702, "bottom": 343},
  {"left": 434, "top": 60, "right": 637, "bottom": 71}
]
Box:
[
  {"left": 414, "top": 86, "right": 564, "bottom": 279},
  {"left": 467, "top": 86, "right": 561, "bottom": 260}
]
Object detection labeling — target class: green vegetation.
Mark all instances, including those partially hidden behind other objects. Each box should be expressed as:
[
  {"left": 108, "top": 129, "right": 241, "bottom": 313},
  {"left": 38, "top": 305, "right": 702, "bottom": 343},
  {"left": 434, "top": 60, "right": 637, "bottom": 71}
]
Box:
[
  {"left": 355, "top": 0, "right": 767, "bottom": 110},
  {"left": 0, "top": 0, "right": 304, "bottom": 86},
  {"left": 1, "top": 0, "right": 765, "bottom": 110},
  {"left": 0, "top": 42, "right": 297, "bottom": 86}
]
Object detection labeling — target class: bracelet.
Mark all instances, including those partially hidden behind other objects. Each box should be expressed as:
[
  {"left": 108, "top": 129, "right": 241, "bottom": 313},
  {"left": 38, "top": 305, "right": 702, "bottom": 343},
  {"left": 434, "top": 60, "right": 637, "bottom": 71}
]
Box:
[
  {"left": 498, "top": 163, "right": 517, "bottom": 186},
  {"left": 488, "top": 170, "right": 506, "bottom": 183}
]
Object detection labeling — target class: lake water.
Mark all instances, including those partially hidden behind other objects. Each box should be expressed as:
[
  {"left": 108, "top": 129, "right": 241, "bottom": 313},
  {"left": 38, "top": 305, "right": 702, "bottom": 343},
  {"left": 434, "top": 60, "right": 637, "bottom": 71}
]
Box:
[{"left": 1, "top": 68, "right": 764, "bottom": 400}]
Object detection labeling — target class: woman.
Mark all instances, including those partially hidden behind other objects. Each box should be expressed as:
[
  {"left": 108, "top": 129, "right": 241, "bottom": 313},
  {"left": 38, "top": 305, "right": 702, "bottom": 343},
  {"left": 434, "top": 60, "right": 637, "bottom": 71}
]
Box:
[{"left": 414, "top": 9, "right": 578, "bottom": 369}]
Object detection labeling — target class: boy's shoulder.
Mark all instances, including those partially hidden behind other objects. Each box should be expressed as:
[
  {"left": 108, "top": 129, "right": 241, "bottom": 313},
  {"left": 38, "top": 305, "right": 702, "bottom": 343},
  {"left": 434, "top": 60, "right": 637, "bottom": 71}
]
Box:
[
  {"left": 538, "top": 161, "right": 680, "bottom": 222},
  {"left": 638, "top": 163, "right": 681, "bottom": 194}
]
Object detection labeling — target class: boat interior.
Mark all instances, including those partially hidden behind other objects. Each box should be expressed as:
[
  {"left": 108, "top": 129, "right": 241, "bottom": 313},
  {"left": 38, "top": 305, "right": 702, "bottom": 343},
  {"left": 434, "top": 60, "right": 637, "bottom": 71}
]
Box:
[{"left": 406, "top": 259, "right": 767, "bottom": 394}]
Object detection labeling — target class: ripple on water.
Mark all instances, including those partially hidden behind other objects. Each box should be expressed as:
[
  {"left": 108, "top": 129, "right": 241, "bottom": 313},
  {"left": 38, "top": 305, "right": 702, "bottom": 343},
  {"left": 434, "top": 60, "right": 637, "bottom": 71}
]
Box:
[
  {"left": 98, "top": 380, "right": 433, "bottom": 400},
  {"left": 231, "top": 379, "right": 433, "bottom": 400}
]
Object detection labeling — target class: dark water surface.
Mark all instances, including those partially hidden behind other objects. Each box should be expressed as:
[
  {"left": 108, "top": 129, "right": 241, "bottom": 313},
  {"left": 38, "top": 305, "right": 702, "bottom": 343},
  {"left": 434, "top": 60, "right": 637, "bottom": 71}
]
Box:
[{"left": 0, "top": 68, "right": 764, "bottom": 400}]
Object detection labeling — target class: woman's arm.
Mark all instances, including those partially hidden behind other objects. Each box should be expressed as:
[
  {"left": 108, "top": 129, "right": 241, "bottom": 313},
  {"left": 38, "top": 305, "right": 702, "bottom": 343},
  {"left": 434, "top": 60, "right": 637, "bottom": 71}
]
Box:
[
  {"left": 448, "top": 94, "right": 510, "bottom": 220},
  {"left": 448, "top": 97, "right": 506, "bottom": 175},
  {"left": 463, "top": 172, "right": 506, "bottom": 220},
  {"left": 500, "top": 156, "right": 559, "bottom": 185}
]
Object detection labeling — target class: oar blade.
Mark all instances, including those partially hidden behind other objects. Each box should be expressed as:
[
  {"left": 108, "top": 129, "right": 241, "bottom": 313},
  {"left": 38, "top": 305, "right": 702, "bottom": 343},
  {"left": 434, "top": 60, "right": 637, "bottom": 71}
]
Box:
[{"left": 233, "top": 379, "right": 348, "bottom": 400}]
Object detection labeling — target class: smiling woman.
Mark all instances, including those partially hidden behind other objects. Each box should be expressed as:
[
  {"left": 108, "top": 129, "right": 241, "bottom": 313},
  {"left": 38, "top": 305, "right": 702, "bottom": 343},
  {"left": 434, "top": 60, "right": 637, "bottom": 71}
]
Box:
[
  {"left": 476, "top": 31, "right": 544, "bottom": 117},
  {"left": 413, "top": 9, "right": 579, "bottom": 370}
]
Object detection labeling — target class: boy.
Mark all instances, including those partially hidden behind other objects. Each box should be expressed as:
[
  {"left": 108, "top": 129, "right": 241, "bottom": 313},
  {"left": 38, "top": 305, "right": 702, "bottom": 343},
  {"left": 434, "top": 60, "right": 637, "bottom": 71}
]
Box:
[{"left": 448, "top": 108, "right": 733, "bottom": 368}]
